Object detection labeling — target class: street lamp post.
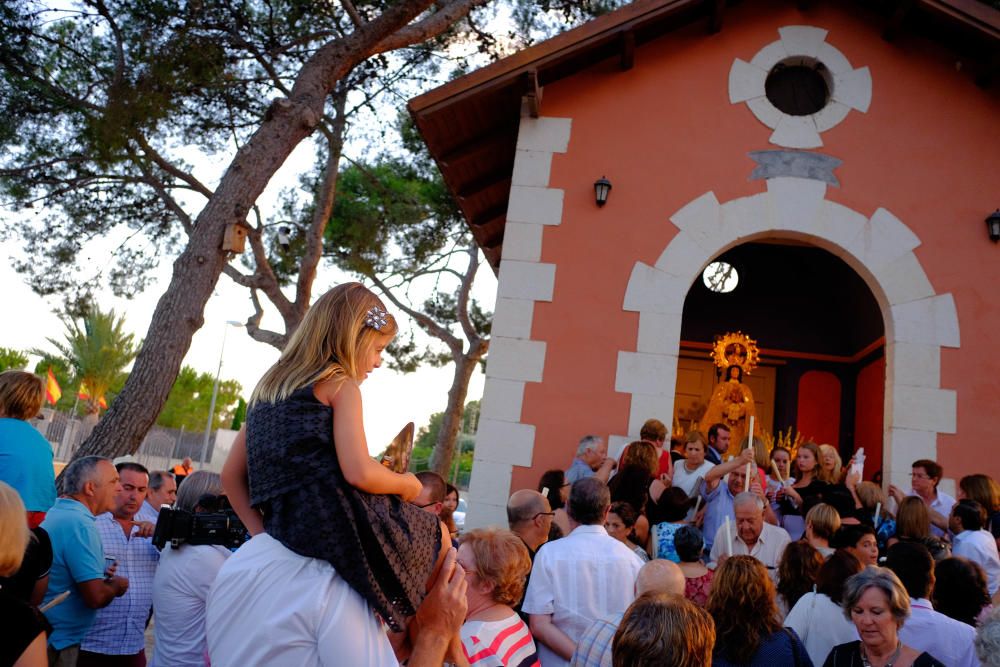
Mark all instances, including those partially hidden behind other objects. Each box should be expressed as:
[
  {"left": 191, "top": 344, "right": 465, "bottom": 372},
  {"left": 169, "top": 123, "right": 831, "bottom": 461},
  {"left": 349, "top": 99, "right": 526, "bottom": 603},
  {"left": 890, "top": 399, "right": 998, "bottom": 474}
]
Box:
[{"left": 200, "top": 320, "right": 243, "bottom": 466}]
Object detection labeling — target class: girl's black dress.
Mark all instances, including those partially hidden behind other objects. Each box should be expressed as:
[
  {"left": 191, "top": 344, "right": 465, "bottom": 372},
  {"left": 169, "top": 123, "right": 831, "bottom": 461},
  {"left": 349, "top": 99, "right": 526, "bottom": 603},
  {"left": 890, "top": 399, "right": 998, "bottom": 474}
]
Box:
[{"left": 245, "top": 384, "right": 440, "bottom": 632}]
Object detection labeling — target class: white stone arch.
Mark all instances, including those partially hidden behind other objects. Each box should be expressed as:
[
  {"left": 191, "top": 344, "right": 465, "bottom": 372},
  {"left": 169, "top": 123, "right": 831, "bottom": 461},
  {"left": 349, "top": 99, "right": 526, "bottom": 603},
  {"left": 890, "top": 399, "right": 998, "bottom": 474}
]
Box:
[{"left": 614, "top": 176, "right": 961, "bottom": 492}]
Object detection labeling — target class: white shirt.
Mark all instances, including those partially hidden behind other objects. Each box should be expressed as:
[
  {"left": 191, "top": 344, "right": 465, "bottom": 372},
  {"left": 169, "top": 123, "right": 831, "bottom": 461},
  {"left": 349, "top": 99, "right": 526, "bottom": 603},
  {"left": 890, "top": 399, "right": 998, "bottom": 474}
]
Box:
[
  {"left": 206, "top": 533, "right": 398, "bottom": 667},
  {"left": 151, "top": 544, "right": 231, "bottom": 667},
  {"left": 709, "top": 520, "right": 791, "bottom": 573},
  {"left": 672, "top": 460, "right": 714, "bottom": 496},
  {"left": 899, "top": 598, "right": 980, "bottom": 667},
  {"left": 522, "top": 524, "right": 643, "bottom": 667},
  {"left": 908, "top": 488, "right": 956, "bottom": 538},
  {"left": 953, "top": 529, "right": 1000, "bottom": 595},
  {"left": 784, "top": 592, "right": 859, "bottom": 666}
]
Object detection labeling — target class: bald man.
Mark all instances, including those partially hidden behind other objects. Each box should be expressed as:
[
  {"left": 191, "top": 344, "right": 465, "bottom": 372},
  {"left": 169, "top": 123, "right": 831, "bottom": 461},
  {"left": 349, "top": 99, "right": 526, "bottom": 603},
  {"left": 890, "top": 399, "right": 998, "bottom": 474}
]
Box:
[
  {"left": 570, "top": 560, "right": 685, "bottom": 667},
  {"left": 508, "top": 489, "right": 553, "bottom": 556},
  {"left": 508, "top": 489, "right": 553, "bottom": 621}
]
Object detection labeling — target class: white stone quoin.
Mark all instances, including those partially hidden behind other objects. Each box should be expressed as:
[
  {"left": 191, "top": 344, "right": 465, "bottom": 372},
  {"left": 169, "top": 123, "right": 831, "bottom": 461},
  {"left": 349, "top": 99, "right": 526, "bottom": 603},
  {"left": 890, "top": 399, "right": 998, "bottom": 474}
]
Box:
[{"left": 467, "top": 115, "right": 572, "bottom": 528}]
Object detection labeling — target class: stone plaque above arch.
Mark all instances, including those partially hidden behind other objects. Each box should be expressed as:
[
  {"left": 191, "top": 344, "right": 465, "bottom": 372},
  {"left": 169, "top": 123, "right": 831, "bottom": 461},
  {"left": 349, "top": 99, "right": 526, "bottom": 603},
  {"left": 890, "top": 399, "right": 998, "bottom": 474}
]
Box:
[
  {"left": 615, "top": 177, "right": 960, "bottom": 493},
  {"left": 729, "top": 26, "right": 872, "bottom": 149}
]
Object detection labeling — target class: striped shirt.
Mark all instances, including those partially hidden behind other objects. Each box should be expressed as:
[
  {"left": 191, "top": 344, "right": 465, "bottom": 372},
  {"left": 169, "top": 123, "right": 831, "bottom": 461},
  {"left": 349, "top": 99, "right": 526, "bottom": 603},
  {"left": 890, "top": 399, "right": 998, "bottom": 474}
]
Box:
[
  {"left": 80, "top": 513, "right": 160, "bottom": 655},
  {"left": 461, "top": 613, "right": 539, "bottom": 667}
]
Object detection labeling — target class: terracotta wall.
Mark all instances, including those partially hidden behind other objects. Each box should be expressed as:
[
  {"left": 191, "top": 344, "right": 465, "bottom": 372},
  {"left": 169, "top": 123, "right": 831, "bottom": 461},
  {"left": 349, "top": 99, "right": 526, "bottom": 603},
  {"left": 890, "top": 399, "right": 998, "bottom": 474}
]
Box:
[{"left": 508, "top": 1, "right": 1000, "bottom": 492}]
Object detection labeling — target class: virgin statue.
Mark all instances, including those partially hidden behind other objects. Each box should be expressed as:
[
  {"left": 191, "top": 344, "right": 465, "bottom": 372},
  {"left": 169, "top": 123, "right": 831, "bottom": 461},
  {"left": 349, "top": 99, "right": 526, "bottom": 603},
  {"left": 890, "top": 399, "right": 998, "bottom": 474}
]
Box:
[{"left": 699, "top": 332, "right": 759, "bottom": 451}]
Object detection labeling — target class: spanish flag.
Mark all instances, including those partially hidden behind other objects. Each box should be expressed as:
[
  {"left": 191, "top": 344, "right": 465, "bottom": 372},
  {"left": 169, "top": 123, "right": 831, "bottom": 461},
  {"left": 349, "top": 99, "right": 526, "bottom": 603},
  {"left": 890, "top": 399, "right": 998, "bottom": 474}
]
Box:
[
  {"left": 45, "top": 368, "right": 62, "bottom": 405},
  {"left": 78, "top": 381, "right": 108, "bottom": 409}
]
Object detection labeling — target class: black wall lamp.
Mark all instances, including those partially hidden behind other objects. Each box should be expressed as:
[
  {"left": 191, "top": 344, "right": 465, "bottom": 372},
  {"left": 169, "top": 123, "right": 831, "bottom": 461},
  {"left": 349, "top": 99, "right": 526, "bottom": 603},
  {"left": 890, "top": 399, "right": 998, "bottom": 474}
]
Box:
[
  {"left": 987, "top": 209, "right": 1000, "bottom": 243},
  {"left": 594, "top": 176, "right": 612, "bottom": 207}
]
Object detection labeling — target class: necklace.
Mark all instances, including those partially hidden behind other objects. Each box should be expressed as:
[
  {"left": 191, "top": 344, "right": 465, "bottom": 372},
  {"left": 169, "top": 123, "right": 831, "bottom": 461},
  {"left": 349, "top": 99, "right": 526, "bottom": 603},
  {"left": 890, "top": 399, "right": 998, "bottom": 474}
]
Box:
[{"left": 860, "top": 641, "right": 902, "bottom": 667}]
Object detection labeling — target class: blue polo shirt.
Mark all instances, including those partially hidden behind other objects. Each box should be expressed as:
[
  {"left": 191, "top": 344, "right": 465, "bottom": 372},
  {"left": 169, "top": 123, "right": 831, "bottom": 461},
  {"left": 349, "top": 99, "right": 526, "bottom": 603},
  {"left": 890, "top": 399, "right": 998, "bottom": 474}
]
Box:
[
  {"left": 0, "top": 418, "right": 56, "bottom": 512},
  {"left": 40, "top": 498, "right": 106, "bottom": 649}
]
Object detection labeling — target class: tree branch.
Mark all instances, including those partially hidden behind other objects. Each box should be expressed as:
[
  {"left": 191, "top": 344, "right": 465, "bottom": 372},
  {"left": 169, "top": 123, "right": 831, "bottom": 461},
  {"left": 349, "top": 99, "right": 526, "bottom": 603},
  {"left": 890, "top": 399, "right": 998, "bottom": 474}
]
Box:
[
  {"left": 89, "top": 0, "right": 125, "bottom": 87},
  {"left": 342, "top": 0, "right": 365, "bottom": 28},
  {"left": 368, "top": 273, "right": 462, "bottom": 353},
  {"left": 132, "top": 134, "right": 214, "bottom": 199},
  {"left": 245, "top": 289, "right": 288, "bottom": 350},
  {"left": 222, "top": 264, "right": 261, "bottom": 289},
  {"left": 455, "top": 241, "right": 480, "bottom": 344},
  {"left": 372, "top": 0, "right": 489, "bottom": 55},
  {"left": 245, "top": 227, "right": 295, "bottom": 322},
  {"left": 293, "top": 89, "right": 348, "bottom": 323}
]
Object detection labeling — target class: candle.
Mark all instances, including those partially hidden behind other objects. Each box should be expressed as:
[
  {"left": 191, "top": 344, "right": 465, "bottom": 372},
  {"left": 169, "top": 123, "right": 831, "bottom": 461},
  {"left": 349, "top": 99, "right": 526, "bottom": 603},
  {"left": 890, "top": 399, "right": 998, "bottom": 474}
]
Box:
[
  {"left": 724, "top": 515, "right": 734, "bottom": 556},
  {"left": 771, "top": 459, "right": 782, "bottom": 483},
  {"left": 744, "top": 461, "right": 752, "bottom": 493},
  {"left": 874, "top": 501, "right": 882, "bottom": 529},
  {"left": 748, "top": 415, "right": 755, "bottom": 444},
  {"left": 693, "top": 494, "right": 702, "bottom": 517}
]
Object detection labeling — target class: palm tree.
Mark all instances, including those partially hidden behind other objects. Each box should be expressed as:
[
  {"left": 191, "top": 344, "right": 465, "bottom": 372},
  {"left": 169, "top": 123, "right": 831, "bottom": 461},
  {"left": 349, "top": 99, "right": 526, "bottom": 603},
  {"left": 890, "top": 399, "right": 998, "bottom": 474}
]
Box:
[{"left": 39, "top": 308, "right": 138, "bottom": 431}]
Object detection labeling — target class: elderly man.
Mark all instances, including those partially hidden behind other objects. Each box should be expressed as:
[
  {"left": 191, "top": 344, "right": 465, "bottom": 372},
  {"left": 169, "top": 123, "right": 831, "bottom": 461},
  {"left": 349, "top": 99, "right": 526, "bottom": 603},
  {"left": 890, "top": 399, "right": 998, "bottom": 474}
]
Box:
[
  {"left": 522, "top": 478, "right": 643, "bottom": 667},
  {"left": 79, "top": 462, "right": 160, "bottom": 666},
  {"left": 412, "top": 471, "right": 446, "bottom": 516},
  {"left": 709, "top": 492, "right": 791, "bottom": 573},
  {"left": 41, "top": 456, "right": 129, "bottom": 667},
  {"left": 566, "top": 435, "right": 616, "bottom": 485},
  {"left": 570, "top": 559, "right": 686, "bottom": 667},
  {"left": 135, "top": 471, "right": 176, "bottom": 523},
  {"left": 885, "top": 542, "right": 979, "bottom": 667},
  {"left": 700, "top": 447, "right": 762, "bottom": 554}
]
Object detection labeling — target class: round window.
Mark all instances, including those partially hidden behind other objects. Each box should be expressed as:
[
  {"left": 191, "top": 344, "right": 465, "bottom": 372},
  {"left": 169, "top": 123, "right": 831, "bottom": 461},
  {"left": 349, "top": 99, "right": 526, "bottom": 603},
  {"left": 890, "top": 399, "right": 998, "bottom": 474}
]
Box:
[
  {"left": 765, "top": 57, "right": 831, "bottom": 116},
  {"left": 702, "top": 261, "right": 739, "bottom": 293}
]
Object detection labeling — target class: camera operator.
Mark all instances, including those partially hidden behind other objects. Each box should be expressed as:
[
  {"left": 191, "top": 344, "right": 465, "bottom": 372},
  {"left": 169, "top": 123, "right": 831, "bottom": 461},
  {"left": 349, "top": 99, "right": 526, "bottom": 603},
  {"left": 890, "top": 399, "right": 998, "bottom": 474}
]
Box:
[{"left": 150, "top": 471, "right": 232, "bottom": 667}]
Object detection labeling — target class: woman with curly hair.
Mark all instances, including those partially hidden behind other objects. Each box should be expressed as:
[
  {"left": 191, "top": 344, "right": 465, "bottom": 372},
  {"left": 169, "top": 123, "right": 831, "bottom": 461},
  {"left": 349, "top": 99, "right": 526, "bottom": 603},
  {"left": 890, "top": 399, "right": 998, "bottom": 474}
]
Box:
[
  {"left": 456, "top": 527, "right": 539, "bottom": 666},
  {"left": 776, "top": 541, "right": 825, "bottom": 617},
  {"left": 706, "top": 555, "right": 809, "bottom": 665},
  {"left": 933, "top": 556, "right": 993, "bottom": 627}
]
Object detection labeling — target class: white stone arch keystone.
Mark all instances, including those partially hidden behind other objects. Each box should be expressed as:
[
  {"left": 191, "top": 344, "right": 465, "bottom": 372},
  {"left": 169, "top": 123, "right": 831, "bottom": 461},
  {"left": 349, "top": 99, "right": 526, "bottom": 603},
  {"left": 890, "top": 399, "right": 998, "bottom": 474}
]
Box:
[{"left": 614, "top": 177, "right": 961, "bottom": 493}]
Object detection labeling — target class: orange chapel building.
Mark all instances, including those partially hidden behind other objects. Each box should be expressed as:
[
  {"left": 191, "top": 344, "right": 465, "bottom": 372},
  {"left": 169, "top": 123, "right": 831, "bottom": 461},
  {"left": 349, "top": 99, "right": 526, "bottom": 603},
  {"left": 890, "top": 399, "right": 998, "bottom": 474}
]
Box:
[{"left": 409, "top": 0, "right": 1000, "bottom": 527}]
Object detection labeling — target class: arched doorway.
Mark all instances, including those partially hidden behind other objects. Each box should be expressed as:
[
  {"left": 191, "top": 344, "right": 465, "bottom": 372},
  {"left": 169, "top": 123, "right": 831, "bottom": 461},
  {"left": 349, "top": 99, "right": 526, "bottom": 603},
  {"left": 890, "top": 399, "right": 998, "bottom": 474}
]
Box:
[
  {"left": 674, "top": 240, "right": 885, "bottom": 473},
  {"left": 616, "top": 178, "right": 960, "bottom": 492}
]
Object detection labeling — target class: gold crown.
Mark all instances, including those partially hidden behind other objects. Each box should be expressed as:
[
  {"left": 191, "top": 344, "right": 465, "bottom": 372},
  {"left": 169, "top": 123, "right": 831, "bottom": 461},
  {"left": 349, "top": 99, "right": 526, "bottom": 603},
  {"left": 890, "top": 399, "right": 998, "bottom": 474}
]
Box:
[{"left": 710, "top": 331, "right": 760, "bottom": 375}]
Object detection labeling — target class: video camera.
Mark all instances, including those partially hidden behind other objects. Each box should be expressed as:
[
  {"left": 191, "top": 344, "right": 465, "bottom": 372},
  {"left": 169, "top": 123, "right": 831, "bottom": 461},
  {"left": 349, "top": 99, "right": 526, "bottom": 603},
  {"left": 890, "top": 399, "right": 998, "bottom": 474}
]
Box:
[{"left": 152, "top": 494, "right": 249, "bottom": 550}]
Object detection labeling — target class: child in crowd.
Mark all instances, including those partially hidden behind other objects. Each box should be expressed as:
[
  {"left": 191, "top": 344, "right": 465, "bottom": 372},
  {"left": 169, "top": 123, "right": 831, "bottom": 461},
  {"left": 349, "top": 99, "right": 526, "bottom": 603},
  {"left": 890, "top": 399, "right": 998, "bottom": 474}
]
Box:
[{"left": 219, "top": 283, "right": 447, "bottom": 638}]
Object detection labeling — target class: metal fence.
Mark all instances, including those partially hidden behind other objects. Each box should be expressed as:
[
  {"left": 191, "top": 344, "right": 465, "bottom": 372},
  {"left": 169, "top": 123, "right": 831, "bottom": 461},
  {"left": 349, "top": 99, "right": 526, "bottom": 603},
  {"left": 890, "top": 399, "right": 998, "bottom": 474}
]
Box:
[{"left": 34, "top": 408, "right": 221, "bottom": 470}]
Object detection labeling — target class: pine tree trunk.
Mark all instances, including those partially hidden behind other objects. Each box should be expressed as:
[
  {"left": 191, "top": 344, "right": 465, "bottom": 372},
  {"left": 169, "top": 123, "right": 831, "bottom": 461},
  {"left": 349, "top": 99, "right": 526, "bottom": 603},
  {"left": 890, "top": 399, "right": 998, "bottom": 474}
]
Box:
[{"left": 429, "top": 352, "right": 479, "bottom": 477}]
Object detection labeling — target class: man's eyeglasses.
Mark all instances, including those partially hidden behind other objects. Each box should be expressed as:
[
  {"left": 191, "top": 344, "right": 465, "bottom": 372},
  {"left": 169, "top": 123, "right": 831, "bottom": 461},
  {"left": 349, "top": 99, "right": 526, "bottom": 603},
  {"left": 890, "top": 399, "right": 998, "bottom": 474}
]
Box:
[
  {"left": 910, "top": 472, "right": 931, "bottom": 480},
  {"left": 533, "top": 511, "right": 556, "bottom": 520}
]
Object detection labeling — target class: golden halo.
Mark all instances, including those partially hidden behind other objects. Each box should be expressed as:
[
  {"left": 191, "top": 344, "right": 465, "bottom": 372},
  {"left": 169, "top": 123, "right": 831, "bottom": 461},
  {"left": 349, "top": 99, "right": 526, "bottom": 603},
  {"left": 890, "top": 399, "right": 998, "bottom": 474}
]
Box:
[{"left": 710, "top": 331, "right": 760, "bottom": 375}]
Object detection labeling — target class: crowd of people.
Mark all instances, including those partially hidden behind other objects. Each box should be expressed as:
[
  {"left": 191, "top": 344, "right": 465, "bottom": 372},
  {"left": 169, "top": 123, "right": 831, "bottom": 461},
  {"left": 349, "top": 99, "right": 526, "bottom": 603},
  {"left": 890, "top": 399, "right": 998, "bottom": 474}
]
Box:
[{"left": 2, "top": 284, "right": 1000, "bottom": 667}]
